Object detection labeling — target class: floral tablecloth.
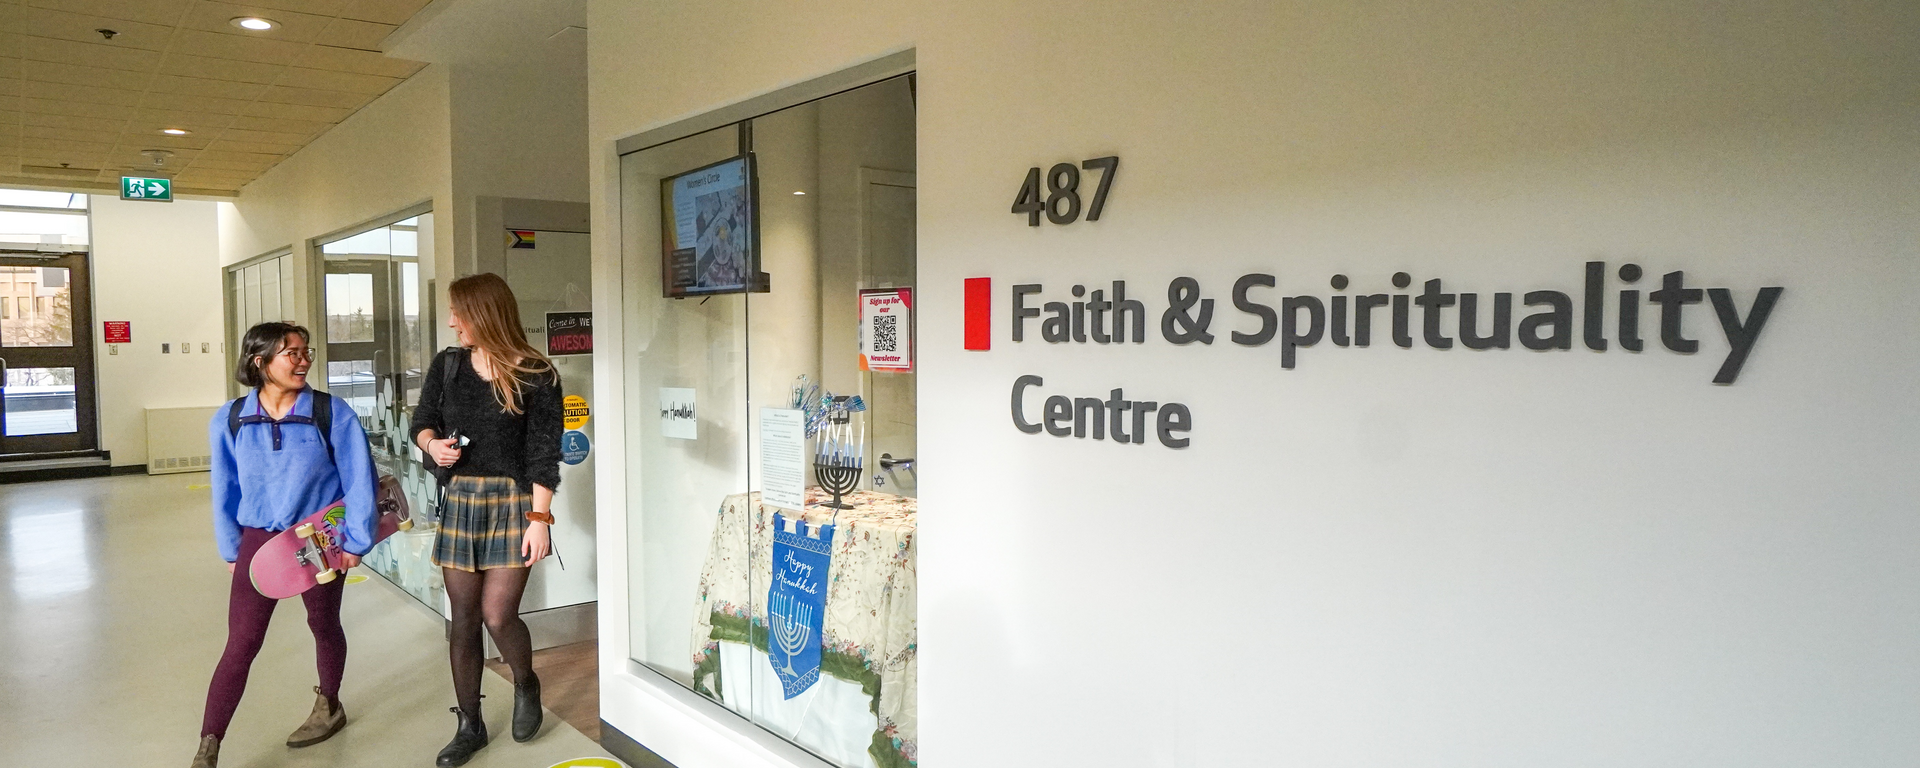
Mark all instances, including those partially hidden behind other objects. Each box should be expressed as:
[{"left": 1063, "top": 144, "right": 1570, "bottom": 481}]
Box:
[{"left": 692, "top": 489, "right": 918, "bottom": 767}]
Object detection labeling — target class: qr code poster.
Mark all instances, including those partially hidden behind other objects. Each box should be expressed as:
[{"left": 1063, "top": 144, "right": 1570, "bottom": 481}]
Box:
[{"left": 858, "top": 287, "right": 913, "bottom": 372}]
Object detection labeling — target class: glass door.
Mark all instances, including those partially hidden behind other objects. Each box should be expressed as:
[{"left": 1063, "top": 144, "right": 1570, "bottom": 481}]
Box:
[{"left": 0, "top": 253, "right": 97, "bottom": 455}]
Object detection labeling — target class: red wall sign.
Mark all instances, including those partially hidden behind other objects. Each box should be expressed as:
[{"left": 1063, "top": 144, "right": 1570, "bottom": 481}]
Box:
[{"left": 103, "top": 321, "right": 132, "bottom": 344}]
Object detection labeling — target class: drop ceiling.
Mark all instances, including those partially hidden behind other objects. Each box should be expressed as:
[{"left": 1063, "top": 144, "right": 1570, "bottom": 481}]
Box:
[{"left": 0, "top": 0, "right": 435, "bottom": 197}]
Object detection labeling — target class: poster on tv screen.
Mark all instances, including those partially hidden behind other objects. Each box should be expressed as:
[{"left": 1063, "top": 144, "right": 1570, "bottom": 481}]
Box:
[{"left": 661, "top": 154, "right": 763, "bottom": 297}]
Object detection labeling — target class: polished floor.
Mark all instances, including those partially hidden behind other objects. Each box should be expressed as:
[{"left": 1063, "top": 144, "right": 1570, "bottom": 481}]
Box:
[
  {"left": 488, "top": 640, "right": 601, "bottom": 742},
  {"left": 0, "top": 473, "right": 620, "bottom": 767}
]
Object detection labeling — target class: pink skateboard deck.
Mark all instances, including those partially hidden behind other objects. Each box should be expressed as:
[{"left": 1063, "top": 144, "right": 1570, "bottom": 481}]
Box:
[{"left": 249, "top": 475, "right": 412, "bottom": 599}]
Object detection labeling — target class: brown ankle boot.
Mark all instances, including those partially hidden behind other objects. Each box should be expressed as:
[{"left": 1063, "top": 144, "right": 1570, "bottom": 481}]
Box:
[
  {"left": 190, "top": 735, "right": 219, "bottom": 768},
  {"left": 286, "top": 687, "right": 346, "bottom": 747}
]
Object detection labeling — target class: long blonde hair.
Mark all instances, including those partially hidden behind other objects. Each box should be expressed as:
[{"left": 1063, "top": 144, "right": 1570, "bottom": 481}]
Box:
[{"left": 449, "top": 273, "right": 552, "bottom": 415}]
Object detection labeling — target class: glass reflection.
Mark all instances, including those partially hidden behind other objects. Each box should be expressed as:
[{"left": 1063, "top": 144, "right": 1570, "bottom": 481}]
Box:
[{"left": 5, "top": 367, "right": 77, "bottom": 436}]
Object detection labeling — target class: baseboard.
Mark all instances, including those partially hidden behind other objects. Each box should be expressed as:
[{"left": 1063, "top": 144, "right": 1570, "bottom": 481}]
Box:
[
  {"left": 109, "top": 465, "right": 146, "bottom": 476},
  {"left": 601, "top": 720, "right": 679, "bottom": 768}
]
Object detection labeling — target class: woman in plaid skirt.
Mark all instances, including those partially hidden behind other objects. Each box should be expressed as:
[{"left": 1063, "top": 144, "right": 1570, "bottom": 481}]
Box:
[{"left": 409, "top": 273, "right": 564, "bottom": 766}]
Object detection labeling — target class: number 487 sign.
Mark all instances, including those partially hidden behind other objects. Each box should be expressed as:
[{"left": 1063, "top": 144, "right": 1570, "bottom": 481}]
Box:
[{"left": 1012, "top": 156, "right": 1118, "bottom": 226}]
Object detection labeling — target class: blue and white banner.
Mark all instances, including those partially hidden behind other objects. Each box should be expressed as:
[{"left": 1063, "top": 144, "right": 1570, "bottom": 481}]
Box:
[{"left": 767, "top": 512, "right": 833, "bottom": 699}]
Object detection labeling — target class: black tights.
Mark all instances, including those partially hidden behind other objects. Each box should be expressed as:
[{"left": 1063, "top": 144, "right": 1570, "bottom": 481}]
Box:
[{"left": 443, "top": 566, "right": 533, "bottom": 713}]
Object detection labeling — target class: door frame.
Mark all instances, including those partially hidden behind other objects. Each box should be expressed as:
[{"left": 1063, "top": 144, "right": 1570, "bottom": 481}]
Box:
[{"left": 0, "top": 250, "right": 98, "bottom": 457}]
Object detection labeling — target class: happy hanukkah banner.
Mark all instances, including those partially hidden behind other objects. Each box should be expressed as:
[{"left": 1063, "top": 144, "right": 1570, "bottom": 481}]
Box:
[{"left": 767, "top": 512, "right": 833, "bottom": 699}]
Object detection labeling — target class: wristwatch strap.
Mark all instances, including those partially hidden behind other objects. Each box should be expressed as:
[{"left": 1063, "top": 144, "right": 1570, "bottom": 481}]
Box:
[{"left": 525, "top": 510, "right": 555, "bottom": 525}]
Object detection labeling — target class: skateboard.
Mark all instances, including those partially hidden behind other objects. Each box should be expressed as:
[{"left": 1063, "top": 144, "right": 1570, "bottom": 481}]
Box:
[{"left": 249, "top": 475, "right": 413, "bottom": 599}]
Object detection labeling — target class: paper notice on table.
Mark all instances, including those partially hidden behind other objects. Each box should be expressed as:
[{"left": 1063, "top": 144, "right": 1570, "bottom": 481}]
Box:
[
  {"left": 759, "top": 407, "right": 806, "bottom": 511},
  {"left": 661, "top": 387, "right": 697, "bottom": 440}
]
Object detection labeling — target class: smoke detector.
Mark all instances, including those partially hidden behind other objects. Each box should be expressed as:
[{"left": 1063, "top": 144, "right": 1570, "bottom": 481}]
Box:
[{"left": 141, "top": 149, "right": 176, "bottom": 168}]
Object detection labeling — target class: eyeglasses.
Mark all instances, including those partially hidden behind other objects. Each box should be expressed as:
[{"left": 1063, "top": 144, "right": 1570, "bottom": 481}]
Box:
[{"left": 277, "top": 348, "right": 316, "bottom": 361}]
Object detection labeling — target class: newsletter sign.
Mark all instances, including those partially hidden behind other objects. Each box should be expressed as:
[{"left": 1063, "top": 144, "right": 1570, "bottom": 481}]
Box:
[{"left": 858, "top": 288, "right": 913, "bottom": 372}]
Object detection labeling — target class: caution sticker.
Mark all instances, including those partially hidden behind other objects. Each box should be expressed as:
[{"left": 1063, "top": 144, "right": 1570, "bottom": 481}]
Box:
[
  {"left": 547, "top": 760, "right": 623, "bottom": 768},
  {"left": 563, "top": 395, "right": 590, "bottom": 430}
]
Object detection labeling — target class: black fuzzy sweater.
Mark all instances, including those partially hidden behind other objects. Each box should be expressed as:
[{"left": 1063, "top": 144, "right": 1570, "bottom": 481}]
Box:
[{"left": 409, "top": 348, "right": 564, "bottom": 493}]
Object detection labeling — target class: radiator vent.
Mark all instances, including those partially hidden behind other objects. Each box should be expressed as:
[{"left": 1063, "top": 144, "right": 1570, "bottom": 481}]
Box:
[{"left": 146, "top": 406, "right": 220, "bottom": 475}]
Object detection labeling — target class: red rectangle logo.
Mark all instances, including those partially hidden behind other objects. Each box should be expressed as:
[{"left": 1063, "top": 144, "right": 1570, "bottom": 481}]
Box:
[
  {"left": 963, "top": 277, "right": 991, "bottom": 351},
  {"left": 103, "top": 321, "right": 131, "bottom": 344}
]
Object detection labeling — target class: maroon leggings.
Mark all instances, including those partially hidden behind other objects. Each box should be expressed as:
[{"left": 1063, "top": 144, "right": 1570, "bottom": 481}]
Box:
[{"left": 201, "top": 526, "right": 348, "bottom": 739}]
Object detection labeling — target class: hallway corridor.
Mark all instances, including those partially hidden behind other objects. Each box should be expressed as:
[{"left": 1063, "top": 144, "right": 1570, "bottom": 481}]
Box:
[{"left": 0, "top": 473, "right": 616, "bottom": 767}]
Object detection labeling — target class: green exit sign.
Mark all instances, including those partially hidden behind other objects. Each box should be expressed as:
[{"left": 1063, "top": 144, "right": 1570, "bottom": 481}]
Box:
[{"left": 121, "top": 176, "right": 172, "bottom": 202}]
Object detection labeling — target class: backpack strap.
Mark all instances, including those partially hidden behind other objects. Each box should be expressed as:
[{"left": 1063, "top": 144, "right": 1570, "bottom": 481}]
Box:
[
  {"left": 227, "top": 397, "right": 245, "bottom": 437},
  {"left": 310, "top": 389, "right": 335, "bottom": 459}
]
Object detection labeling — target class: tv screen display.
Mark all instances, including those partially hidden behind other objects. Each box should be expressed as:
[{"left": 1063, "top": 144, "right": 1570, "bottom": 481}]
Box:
[{"left": 661, "top": 154, "right": 762, "bottom": 297}]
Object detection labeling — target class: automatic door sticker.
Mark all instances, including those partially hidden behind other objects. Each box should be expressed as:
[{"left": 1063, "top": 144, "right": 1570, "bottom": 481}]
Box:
[
  {"left": 561, "top": 430, "right": 590, "bottom": 465},
  {"left": 563, "top": 394, "right": 590, "bottom": 430}
]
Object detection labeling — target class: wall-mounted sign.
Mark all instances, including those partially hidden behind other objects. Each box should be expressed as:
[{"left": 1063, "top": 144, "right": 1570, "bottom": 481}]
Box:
[
  {"left": 546, "top": 311, "right": 592, "bottom": 355},
  {"left": 103, "top": 321, "right": 132, "bottom": 344},
  {"left": 120, "top": 176, "right": 172, "bottom": 202},
  {"left": 562, "top": 395, "right": 590, "bottom": 430},
  {"left": 858, "top": 287, "right": 913, "bottom": 372},
  {"left": 660, "top": 387, "right": 697, "bottom": 440},
  {"left": 560, "top": 430, "right": 591, "bottom": 465},
  {"left": 509, "top": 230, "right": 536, "bottom": 249}
]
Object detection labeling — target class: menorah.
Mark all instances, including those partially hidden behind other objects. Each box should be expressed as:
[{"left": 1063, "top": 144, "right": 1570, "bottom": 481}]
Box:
[
  {"left": 768, "top": 592, "right": 815, "bottom": 677},
  {"left": 812, "top": 396, "right": 864, "bottom": 510}
]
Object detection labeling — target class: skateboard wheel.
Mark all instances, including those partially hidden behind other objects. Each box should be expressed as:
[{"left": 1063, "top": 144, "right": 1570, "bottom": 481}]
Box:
[
  {"left": 294, "top": 523, "right": 315, "bottom": 538},
  {"left": 398, "top": 517, "right": 414, "bottom": 531},
  {"left": 314, "top": 569, "right": 337, "bottom": 584}
]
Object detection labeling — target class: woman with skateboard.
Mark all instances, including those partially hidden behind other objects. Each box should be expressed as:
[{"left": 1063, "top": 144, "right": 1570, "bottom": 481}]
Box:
[
  {"left": 411, "top": 273, "right": 564, "bottom": 766},
  {"left": 191, "top": 322, "right": 379, "bottom": 768}
]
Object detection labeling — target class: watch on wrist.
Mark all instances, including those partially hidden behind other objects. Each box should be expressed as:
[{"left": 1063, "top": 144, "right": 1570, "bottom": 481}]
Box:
[{"left": 525, "top": 510, "right": 555, "bottom": 525}]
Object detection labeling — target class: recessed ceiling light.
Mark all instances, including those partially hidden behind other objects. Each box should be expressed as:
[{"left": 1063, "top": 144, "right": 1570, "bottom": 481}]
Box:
[
  {"left": 161, "top": 128, "right": 191, "bottom": 136},
  {"left": 793, "top": 190, "right": 807, "bottom": 195},
  {"left": 230, "top": 16, "right": 279, "bottom": 31}
]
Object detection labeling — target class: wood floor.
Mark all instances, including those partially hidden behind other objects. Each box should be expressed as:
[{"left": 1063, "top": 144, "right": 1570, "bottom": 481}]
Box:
[{"left": 487, "top": 640, "right": 601, "bottom": 741}]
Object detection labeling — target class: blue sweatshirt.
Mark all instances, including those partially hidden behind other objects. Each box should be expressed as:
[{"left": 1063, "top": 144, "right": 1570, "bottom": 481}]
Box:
[{"left": 209, "top": 388, "right": 379, "bottom": 563}]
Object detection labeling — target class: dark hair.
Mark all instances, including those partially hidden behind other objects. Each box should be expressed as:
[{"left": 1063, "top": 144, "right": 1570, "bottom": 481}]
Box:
[{"left": 234, "top": 322, "right": 311, "bottom": 389}]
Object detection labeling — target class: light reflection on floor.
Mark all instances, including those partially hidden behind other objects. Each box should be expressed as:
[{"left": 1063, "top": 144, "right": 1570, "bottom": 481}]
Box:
[{"left": 4, "top": 505, "right": 91, "bottom": 598}]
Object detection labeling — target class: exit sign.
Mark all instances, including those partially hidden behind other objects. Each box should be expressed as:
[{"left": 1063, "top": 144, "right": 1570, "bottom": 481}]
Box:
[{"left": 121, "top": 176, "right": 172, "bottom": 202}]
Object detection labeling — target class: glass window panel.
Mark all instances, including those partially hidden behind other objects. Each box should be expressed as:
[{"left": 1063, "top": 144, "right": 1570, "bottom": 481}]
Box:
[
  {"left": 258, "top": 259, "right": 281, "bottom": 321},
  {"left": 327, "top": 360, "right": 376, "bottom": 420},
  {"left": 322, "top": 228, "right": 393, "bottom": 255},
  {"left": 0, "top": 267, "right": 72, "bottom": 347},
  {"left": 0, "top": 190, "right": 86, "bottom": 208},
  {"left": 279, "top": 255, "right": 298, "bottom": 323},
  {"left": 391, "top": 228, "right": 417, "bottom": 256},
  {"left": 245, "top": 264, "right": 264, "bottom": 328},
  {"left": 5, "top": 367, "right": 77, "bottom": 435},
  {"left": 0, "top": 211, "right": 89, "bottom": 246}
]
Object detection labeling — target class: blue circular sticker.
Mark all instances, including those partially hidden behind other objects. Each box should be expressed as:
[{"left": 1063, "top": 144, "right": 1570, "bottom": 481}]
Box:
[{"left": 560, "top": 430, "right": 591, "bottom": 465}]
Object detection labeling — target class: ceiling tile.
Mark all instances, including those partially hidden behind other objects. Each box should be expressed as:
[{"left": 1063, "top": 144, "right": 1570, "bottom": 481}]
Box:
[
  {"left": 18, "top": 97, "right": 126, "bottom": 120},
  {"left": 241, "top": 0, "right": 352, "bottom": 16},
  {"left": 315, "top": 17, "right": 395, "bottom": 51},
  {"left": 140, "top": 92, "right": 255, "bottom": 116},
  {"left": 19, "top": 7, "right": 175, "bottom": 52},
  {"left": 199, "top": 149, "right": 283, "bottom": 164},
  {"left": 275, "top": 66, "right": 400, "bottom": 95},
  {"left": 218, "top": 126, "right": 310, "bottom": 145},
  {"left": 21, "top": 0, "right": 196, "bottom": 28},
  {"left": 23, "top": 124, "right": 119, "bottom": 145},
  {"left": 22, "top": 136, "right": 115, "bottom": 154},
  {"left": 23, "top": 112, "right": 133, "bottom": 133},
  {"left": 171, "top": 28, "right": 307, "bottom": 64},
  {"left": 226, "top": 113, "right": 330, "bottom": 135},
  {"left": 192, "top": 156, "right": 276, "bottom": 172},
  {"left": 129, "top": 132, "right": 216, "bottom": 152},
  {"left": 258, "top": 84, "right": 368, "bottom": 109},
  {"left": 0, "top": 78, "right": 18, "bottom": 98},
  {"left": 243, "top": 99, "right": 351, "bottom": 122},
  {"left": 132, "top": 109, "right": 239, "bottom": 133},
  {"left": 21, "top": 59, "right": 153, "bottom": 91},
  {"left": 23, "top": 79, "right": 144, "bottom": 107},
  {"left": 151, "top": 74, "right": 269, "bottom": 101},
  {"left": 13, "top": 34, "right": 166, "bottom": 73},
  {"left": 158, "top": 54, "right": 285, "bottom": 84},
  {"left": 341, "top": 0, "right": 433, "bottom": 26},
  {"left": 205, "top": 138, "right": 300, "bottom": 155},
  {"left": 292, "top": 44, "right": 425, "bottom": 78},
  {"left": 184, "top": 2, "right": 333, "bottom": 45}
]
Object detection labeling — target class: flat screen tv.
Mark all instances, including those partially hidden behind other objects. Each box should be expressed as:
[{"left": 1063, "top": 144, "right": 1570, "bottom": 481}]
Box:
[{"left": 660, "top": 154, "right": 768, "bottom": 297}]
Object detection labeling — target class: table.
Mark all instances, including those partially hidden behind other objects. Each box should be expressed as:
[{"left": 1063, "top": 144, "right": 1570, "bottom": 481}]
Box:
[{"left": 692, "top": 489, "right": 917, "bottom": 768}]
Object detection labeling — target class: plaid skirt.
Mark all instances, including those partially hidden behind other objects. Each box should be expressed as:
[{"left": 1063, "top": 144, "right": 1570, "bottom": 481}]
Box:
[{"left": 432, "top": 475, "right": 531, "bottom": 572}]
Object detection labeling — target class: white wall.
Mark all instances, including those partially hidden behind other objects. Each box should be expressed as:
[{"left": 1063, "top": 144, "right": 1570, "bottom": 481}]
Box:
[
  {"left": 90, "top": 195, "right": 227, "bottom": 467},
  {"left": 589, "top": 2, "right": 1920, "bottom": 768}
]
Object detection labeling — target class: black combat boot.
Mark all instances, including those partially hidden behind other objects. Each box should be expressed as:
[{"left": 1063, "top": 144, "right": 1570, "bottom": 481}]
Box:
[
  {"left": 512, "top": 672, "right": 543, "bottom": 742},
  {"left": 434, "top": 705, "right": 488, "bottom": 767}
]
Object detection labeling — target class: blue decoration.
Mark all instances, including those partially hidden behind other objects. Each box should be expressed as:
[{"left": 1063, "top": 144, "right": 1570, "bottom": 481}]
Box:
[
  {"left": 560, "top": 430, "right": 591, "bottom": 465},
  {"left": 767, "top": 512, "right": 833, "bottom": 699}
]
